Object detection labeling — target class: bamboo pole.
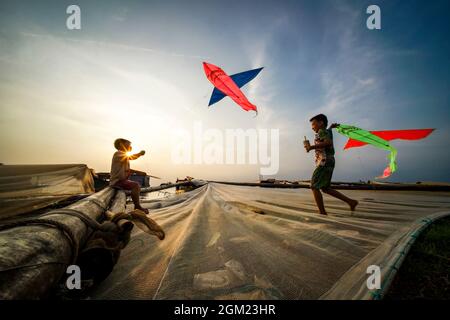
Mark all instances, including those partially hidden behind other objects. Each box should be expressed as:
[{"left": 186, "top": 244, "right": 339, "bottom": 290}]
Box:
[
  {"left": 139, "top": 181, "right": 192, "bottom": 193},
  {"left": 207, "top": 180, "right": 450, "bottom": 191}
]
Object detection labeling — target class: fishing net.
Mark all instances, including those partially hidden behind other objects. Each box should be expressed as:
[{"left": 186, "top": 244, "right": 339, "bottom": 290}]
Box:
[
  {"left": 90, "top": 183, "right": 450, "bottom": 300},
  {"left": 0, "top": 164, "right": 95, "bottom": 220}
]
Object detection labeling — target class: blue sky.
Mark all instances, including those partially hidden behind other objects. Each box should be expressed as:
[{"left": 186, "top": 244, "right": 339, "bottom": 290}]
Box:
[{"left": 0, "top": 0, "right": 449, "bottom": 182}]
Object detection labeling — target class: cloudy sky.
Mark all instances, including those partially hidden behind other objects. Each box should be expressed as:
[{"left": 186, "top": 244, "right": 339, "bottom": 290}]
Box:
[{"left": 0, "top": 0, "right": 449, "bottom": 183}]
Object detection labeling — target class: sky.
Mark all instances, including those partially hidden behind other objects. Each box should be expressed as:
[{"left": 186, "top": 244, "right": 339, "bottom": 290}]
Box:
[{"left": 0, "top": 0, "right": 449, "bottom": 184}]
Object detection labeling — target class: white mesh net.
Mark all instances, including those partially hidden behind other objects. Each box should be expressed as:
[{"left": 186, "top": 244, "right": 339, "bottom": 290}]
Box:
[{"left": 90, "top": 183, "right": 450, "bottom": 300}]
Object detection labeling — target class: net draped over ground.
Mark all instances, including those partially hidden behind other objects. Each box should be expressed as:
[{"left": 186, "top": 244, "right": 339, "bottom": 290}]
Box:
[
  {"left": 91, "top": 183, "right": 450, "bottom": 300},
  {"left": 0, "top": 164, "right": 94, "bottom": 220}
]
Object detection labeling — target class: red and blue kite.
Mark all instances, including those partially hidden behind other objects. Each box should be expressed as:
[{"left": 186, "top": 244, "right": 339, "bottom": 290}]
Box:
[{"left": 203, "top": 62, "right": 263, "bottom": 114}]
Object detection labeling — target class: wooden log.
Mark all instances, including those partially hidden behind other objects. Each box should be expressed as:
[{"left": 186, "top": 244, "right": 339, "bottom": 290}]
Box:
[
  {"left": 108, "top": 190, "right": 127, "bottom": 214},
  {"left": 0, "top": 187, "right": 116, "bottom": 299},
  {"left": 75, "top": 190, "right": 128, "bottom": 285},
  {"left": 105, "top": 190, "right": 133, "bottom": 234}
]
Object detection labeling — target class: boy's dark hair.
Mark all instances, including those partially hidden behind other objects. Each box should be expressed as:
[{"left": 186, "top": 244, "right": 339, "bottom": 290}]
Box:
[
  {"left": 309, "top": 114, "right": 328, "bottom": 127},
  {"left": 114, "top": 138, "right": 131, "bottom": 150}
]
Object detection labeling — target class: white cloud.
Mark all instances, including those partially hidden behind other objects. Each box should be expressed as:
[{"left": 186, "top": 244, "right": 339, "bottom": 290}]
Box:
[
  {"left": 317, "top": 3, "right": 385, "bottom": 127},
  {"left": 20, "top": 32, "right": 204, "bottom": 60}
]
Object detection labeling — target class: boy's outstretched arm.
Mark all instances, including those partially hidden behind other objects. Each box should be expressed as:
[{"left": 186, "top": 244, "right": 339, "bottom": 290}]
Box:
[
  {"left": 128, "top": 150, "right": 147, "bottom": 176},
  {"left": 128, "top": 150, "right": 146, "bottom": 160}
]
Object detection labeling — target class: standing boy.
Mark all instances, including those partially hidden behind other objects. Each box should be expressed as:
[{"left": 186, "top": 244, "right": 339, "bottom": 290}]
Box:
[{"left": 304, "top": 114, "right": 358, "bottom": 215}]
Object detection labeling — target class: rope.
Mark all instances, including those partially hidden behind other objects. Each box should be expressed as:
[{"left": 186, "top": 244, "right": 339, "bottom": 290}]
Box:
[
  {"left": 0, "top": 206, "right": 115, "bottom": 270},
  {"left": 0, "top": 188, "right": 129, "bottom": 274},
  {"left": 0, "top": 218, "right": 79, "bottom": 265},
  {"left": 0, "top": 261, "right": 68, "bottom": 273},
  {"left": 39, "top": 208, "right": 110, "bottom": 231},
  {"left": 0, "top": 190, "right": 122, "bottom": 281}
]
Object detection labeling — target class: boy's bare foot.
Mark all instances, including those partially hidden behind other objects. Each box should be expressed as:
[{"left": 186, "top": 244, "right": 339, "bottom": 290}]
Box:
[
  {"left": 135, "top": 206, "right": 149, "bottom": 214},
  {"left": 349, "top": 200, "right": 358, "bottom": 212},
  {"left": 319, "top": 211, "right": 328, "bottom": 215}
]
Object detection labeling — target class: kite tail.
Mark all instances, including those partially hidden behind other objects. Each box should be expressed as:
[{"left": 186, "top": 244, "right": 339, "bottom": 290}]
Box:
[{"left": 378, "top": 148, "right": 397, "bottom": 179}]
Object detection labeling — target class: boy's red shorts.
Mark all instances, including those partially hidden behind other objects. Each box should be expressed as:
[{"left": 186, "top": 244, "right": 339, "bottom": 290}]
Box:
[{"left": 113, "top": 179, "right": 139, "bottom": 190}]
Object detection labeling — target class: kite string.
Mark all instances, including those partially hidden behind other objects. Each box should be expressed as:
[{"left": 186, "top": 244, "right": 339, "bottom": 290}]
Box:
[{"left": 356, "top": 150, "right": 367, "bottom": 181}]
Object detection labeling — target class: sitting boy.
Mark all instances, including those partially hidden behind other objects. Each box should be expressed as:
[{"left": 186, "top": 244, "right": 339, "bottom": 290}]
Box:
[{"left": 110, "top": 138, "right": 149, "bottom": 214}]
